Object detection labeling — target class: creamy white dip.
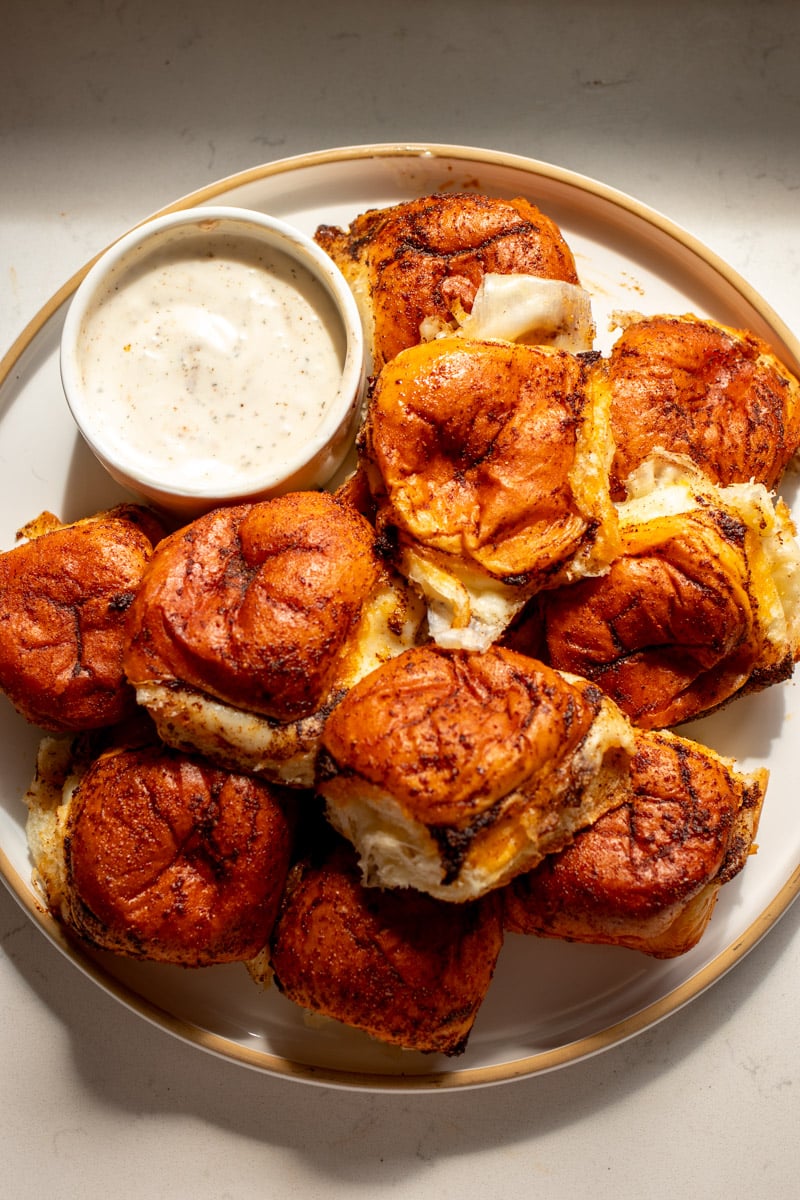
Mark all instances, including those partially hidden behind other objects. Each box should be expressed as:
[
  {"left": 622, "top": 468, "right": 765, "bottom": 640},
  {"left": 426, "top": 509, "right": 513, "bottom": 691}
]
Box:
[{"left": 77, "top": 231, "right": 347, "bottom": 491}]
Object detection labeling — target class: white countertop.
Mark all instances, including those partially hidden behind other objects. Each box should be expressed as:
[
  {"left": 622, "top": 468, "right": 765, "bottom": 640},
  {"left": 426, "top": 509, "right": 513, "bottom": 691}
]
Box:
[{"left": 1, "top": 3, "right": 798, "bottom": 1196}]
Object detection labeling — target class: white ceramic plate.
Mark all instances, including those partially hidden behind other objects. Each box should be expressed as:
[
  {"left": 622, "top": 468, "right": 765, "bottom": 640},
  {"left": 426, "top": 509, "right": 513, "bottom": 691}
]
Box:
[{"left": 1, "top": 143, "right": 799, "bottom": 1092}]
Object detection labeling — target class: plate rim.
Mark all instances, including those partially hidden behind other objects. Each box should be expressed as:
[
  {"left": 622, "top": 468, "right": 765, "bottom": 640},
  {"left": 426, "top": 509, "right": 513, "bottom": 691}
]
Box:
[
  {"left": 2, "top": 140, "right": 799, "bottom": 1092},
  {"left": 4, "top": 142, "right": 800, "bottom": 388},
  {"left": 3, "top": 848, "right": 799, "bottom": 1092}
]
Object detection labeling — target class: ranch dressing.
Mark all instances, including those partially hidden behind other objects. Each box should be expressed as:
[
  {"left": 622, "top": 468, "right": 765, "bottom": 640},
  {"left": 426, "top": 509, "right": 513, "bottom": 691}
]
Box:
[{"left": 77, "top": 231, "right": 347, "bottom": 491}]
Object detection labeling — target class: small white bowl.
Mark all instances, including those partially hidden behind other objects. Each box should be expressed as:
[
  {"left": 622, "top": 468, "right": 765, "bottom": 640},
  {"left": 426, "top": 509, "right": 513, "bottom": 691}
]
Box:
[{"left": 60, "top": 206, "right": 366, "bottom": 517}]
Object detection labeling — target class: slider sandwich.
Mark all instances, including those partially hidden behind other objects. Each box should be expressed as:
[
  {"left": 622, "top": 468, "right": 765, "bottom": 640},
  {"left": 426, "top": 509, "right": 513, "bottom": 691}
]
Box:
[
  {"left": 538, "top": 453, "right": 800, "bottom": 728},
  {"left": 315, "top": 191, "right": 593, "bottom": 373},
  {"left": 123, "top": 490, "right": 425, "bottom": 787},
  {"left": 317, "top": 643, "right": 636, "bottom": 903},
  {"left": 0, "top": 505, "right": 163, "bottom": 732},
  {"left": 360, "top": 336, "right": 620, "bottom": 650},
  {"left": 269, "top": 828, "right": 504, "bottom": 1056},
  {"left": 26, "top": 731, "right": 293, "bottom": 966},
  {"left": 504, "top": 727, "right": 766, "bottom": 958},
  {"left": 605, "top": 312, "right": 800, "bottom": 498}
]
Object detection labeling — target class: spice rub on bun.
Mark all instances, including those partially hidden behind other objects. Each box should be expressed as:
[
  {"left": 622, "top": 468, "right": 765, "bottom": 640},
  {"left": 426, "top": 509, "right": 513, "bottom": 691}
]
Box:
[
  {"left": 25, "top": 734, "right": 293, "bottom": 966},
  {"left": 317, "top": 644, "right": 635, "bottom": 903},
  {"left": 0, "top": 505, "right": 163, "bottom": 733},
  {"left": 605, "top": 312, "right": 800, "bottom": 499},
  {"left": 123, "top": 490, "right": 425, "bottom": 787},
  {"left": 360, "top": 336, "right": 620, "bottom": 650},
  {"left": 536, "top": 454, "right": 800, "bottom": 729},
  {"left": 315, "top": 192, "right": 589, "bottom": 373},
  {"left": 269, "top": 830, "right": 504, "bottom": 1056},
  {"left": 504, "top": 727, "right": 767, "bottom": 958}
]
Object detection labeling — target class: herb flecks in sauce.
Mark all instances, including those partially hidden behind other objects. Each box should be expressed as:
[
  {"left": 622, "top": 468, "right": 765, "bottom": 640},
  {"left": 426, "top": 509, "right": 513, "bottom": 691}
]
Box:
[{"left": 78, "top": 232, "right": 346, "bottom": 491}]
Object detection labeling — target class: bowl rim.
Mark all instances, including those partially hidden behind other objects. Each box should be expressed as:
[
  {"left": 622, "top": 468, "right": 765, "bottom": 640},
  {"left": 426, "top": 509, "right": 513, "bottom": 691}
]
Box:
[{"left": 59, "top": 203, "right": 366, "bottom": 506}]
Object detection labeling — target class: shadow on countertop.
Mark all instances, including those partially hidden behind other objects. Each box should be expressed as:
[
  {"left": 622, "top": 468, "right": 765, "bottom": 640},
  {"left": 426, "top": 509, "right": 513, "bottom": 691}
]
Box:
[{"left": 2, "top": 870, "right": 799, "bottom": 1186}]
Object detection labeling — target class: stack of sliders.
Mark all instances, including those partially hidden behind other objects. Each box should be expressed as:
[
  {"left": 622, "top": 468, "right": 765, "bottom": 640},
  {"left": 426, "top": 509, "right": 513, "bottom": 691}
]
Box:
[{"left": 4, "top": 190, "right": 799, "bottom": 1057}]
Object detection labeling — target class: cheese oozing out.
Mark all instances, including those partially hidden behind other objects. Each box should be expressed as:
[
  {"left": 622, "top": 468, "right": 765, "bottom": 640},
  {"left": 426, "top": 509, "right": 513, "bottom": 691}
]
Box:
[{"left": 420, "top": 273, "right": 596, "bottom": 353}]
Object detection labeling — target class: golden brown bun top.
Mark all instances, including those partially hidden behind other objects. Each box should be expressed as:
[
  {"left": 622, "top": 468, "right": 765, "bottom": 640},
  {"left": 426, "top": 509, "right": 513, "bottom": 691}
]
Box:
[
  {"left": 606, "top": 314, "right": 800, "bottom": 497},
  {"left": 362, "top": 337, "right": 612, "bottom": 582},
  {"left": 0, "top": 505, "right": 162, "bottom": 732},
  {"left": 543, "top": 530, "right": 750, "bottom": 728},
  {"left": 540, "top": 474, "right": 796, "bottom": 729},
  {"left": 316, "top": 192, "right": 579, "bottom": 371},
  {"left": 320, "top": 644, "right": 606, "bottom": 829},
  {"left": 507, "top": 728, "right": 765, "bottom": 928},
  {"left": 65, "top": 744, "right": 293, "bottom": 965},
  {"left": 123, "top": 491, "right": 384, "bottom": 722},
  {"left": 270, "top": 833, "right": 504, "bottom": 1056}
]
